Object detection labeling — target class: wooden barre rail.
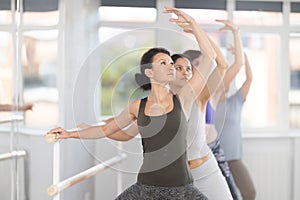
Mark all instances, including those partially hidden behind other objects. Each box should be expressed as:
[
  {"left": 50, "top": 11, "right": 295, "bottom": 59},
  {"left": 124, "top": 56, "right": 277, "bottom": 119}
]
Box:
[
  {"left": 47, "top": 153, "right": 127, "bottom": 196},
  {"left": 0, "top": 115, "right": 24, "bottom": 124},
  {"left": 0, "top": 150, "right": 26, "bottom": 161}
]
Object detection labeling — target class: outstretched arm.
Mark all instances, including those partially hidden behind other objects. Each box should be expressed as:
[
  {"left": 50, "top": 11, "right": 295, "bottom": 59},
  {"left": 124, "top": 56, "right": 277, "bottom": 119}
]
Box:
[
  {"left": 0, "top": 103, "right": 33, "bottom": 112},
  {"left": 241, "top": 53, "right": 252, "bottom": 100},
  {"left": 46, "top": 100, "right": 140, "bottom": 141},
  {"left": 77, "top": 119, "right": 139, "bottom": 142},
  {"left": 107, "top": 121, "right": 139, "bottom": 141}
]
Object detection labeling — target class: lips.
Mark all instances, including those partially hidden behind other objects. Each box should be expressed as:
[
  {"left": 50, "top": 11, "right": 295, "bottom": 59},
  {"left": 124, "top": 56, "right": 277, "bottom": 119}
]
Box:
[{"left": 168, "top": 72, "right": 175, "bottom": 76}]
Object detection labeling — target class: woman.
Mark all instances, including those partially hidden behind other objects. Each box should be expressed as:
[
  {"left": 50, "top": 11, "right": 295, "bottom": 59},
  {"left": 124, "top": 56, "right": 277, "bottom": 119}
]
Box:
[
  {"left": 215, "top": 51, "right": 256, "bottom": 200},
  {"left": 170, "top": 53, "right": 233, "bottom": 200},
  {"left": 184, "top": 20, "right": 243, "bottom": 200},
  {"left": 47, "top": 7, "right": 215, "bottom": 200}
]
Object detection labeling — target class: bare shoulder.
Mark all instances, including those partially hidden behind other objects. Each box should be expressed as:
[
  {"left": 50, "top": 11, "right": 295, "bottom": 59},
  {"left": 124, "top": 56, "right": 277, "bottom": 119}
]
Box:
[{"left": 128, "top": 99, "right": 142, "bottom": 119}]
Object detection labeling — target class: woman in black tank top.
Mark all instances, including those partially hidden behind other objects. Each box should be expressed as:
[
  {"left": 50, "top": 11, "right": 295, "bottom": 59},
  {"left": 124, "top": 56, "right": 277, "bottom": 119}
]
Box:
[{"left": 47, "top": 7, "right": 216, "bottom": 200}]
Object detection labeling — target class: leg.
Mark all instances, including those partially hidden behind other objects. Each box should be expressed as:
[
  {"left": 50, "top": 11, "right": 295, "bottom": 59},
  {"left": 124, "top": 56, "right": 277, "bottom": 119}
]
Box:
[
  {"left": 115, "top": 183, "right": 142, "bottom": 200},
  {"left": 213, "top": 144, "right": 240, "bottom": 200},
  {"left": 145, "top": 184, "right": 208, "bottom": 200},
  {"left": 191, "top": 153, "right": 233, "bottom": 200},
  {"left": 228, "top": 160, "right": 256, "bottom": 200}
]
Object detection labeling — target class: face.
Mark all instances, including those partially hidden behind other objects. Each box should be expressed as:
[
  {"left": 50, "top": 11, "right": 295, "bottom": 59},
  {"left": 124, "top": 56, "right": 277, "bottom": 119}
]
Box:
[
  {"left": 172, "top": 57, "right": 193, "bottom": 87},
  {"left": 147, "top": 52, "right": 175, "bottom": 84}
]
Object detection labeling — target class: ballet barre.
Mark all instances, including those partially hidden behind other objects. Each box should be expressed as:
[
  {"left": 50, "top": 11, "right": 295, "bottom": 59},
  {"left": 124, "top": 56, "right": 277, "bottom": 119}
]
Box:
[
  {"left": 0, "top": 150, "right": 26, "bottom": 161},
  {"left": 0, "top": 115, "right": 24, "bottom": 124},
  {"left": 46, "top": 122, "right": 115, "bottom": 200},
  {"left": 47, "top": 153, "right": 127, "bottom": 196}
]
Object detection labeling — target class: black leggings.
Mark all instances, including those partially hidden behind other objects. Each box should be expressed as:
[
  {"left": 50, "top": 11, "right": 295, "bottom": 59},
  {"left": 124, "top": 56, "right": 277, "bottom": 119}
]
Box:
[{"left": 115, "top": 182, "right": 208, "bottom": 200}]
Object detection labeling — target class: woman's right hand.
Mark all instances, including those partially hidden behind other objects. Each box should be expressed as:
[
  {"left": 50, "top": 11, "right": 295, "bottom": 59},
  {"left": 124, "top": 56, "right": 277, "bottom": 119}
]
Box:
[
  {"left": 216, "top": 19, "right": 239, "bottom": 33},
  {"left": 46, "top": 127, "right": 72, "bottom": 140}
]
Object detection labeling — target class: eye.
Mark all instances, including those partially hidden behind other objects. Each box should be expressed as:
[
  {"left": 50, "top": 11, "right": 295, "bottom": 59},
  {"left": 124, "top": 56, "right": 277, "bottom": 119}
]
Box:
[
  {"left": 161, "top": 61, "right": 166, "bottom": 65},
  {"left": 187, "top": 67, "right": 192, "bottom": 71},
  {"left": 175, "top": 66, "right": 182, "bottom": 71}
]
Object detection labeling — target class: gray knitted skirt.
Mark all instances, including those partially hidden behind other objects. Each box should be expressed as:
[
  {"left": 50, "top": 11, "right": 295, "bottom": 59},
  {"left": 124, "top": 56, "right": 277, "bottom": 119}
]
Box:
[{"left": 115, "top": 182, "right": 208, "bottom": 200}]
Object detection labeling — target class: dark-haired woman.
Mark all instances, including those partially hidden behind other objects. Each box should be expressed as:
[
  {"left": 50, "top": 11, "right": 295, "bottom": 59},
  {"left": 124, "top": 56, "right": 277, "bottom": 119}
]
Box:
[{"left": 47, "top": 7, "right": 215, "bottom": 200}]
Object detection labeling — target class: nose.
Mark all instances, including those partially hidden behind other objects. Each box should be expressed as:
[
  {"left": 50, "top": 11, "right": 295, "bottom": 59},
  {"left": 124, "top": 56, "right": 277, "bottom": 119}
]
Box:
[
  {"left": 169, "top": 63, "right": 175, "bottom": 70},
  {"left": 182, "top": 69, "right": 188, "bottom": 75}
]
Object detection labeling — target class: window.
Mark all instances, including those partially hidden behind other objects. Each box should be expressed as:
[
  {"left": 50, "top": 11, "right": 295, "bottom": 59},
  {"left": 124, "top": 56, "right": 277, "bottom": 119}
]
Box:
[
  {"left": 175, "top": 0, "right": 227, "bottom": 25},
  {"left": 178, "top": 9, "right": 227, "bottom": 25},
  {"left": 23, "top": 11, "right": 59, "bottom": 26},
  {"left": 0, "top": 32, "right": 13, "bottom": 108},
  {"left": 237, "top": 33, "right": 280, "bottom": 129},
  {"left": 99, "top": 27, "right": 155, "bottom": 115},
  {"left": 22, "top": 30, "right": 58, "bottom": 128},
  {"left": 98, "top": 7, "right": 156, "bottom": 22},
  {"left": 290, "top": 2, "right": 300, "bottom": 26},
  {"left": 289, "top": 33, "right": 300, "bottom": 128},
  {"left": 0, "top": 10, "right": 12, "bottom": 24},
  {"left": 0, "top": 0, "right": 59, "bottom": 128},
  {"left": 234, "top": 1, "right": 282, "bottom": 26}
]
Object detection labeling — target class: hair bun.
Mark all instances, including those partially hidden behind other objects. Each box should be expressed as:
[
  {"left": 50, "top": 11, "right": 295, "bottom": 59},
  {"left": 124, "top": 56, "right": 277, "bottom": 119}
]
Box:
[{"left": 135, "top": 73, "right": 151, "bottom": 91}]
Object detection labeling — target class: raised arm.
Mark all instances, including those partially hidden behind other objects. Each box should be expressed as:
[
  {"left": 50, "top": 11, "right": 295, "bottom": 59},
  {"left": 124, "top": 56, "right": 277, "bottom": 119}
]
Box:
[
  {"left": 219, "top": 20, "right": 244, "bottom": 91},
  {"left": 197, "top": 36, "right": 228, "bottom": 109},
  {"left": 164, "top": 7, "right": 216, "bottom": 103},
  {"left": 241, "top": 53, "right": 252, "bottom": 100}
]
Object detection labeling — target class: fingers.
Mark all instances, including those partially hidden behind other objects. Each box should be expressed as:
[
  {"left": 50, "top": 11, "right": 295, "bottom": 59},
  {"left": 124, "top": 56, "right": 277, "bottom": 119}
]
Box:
[
  {"left": 163, "top": 6, "right": 180, "bottom": 14},
  {"left": 216, "top": 19, "right": 237, "bottom": 32},
  {"left": 46, "top": 127, "right": 68, "bottom": 140},
  {"left": 216, "top": 19, "right": 230, "bottom": 23}
]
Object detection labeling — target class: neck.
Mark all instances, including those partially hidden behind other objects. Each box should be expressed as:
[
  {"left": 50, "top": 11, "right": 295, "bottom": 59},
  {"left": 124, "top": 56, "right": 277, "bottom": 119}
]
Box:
[
  {"left": 169, "top": 83, "right": 181, "bottom": 94},
  {"left": 148, "top": 83, "right": 171, "bottom": 102}
]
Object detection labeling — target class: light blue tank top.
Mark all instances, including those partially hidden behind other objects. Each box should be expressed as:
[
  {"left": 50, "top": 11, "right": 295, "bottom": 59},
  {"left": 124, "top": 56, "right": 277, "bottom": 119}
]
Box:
[{"left": 215, "top": 89, "right": 244, "bottom": 160}]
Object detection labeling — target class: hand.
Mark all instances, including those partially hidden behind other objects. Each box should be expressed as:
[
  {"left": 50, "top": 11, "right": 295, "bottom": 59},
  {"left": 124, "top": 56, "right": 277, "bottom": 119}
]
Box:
[
  {"left": 227, "top": 44, "right": 235, "bottom": 55},
  {"left": 164, "top": 7, "right": 196, "bottom": 33},
  {"left": 47, "top": 127, "right": 72, "bottom": 140},
  {"left": 216, "top": 19, "right": 239, "bottom": 33},
  {"left": 22, "top": 103, "right": 33, "bottom": 111}
]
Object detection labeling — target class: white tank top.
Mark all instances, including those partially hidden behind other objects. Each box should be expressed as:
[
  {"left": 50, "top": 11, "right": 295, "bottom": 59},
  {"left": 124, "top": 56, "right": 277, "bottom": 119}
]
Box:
[{"left": 186, "top": 102, "right": 211, "bottom": 161}]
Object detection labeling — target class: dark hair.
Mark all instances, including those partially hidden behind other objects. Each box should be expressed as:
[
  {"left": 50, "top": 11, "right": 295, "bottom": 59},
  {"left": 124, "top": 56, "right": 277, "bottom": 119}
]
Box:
[
  {"left": 135, "top": 47, "right": 171, "bottom": 91},
  {"left": 171, "top": 54, "right": 192, "bottom": 65},
  {"left": 183, "top": 50, "right": 202, "bottom": 62}
]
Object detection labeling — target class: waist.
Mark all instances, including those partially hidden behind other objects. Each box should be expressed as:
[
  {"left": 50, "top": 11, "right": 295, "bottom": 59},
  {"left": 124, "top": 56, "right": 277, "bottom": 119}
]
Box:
[
  {"left": 188, "top": 153, "right": 211, "bottom": 169},
  {"left": 138, "top": 157, "right": 193, "bottom": 186}
]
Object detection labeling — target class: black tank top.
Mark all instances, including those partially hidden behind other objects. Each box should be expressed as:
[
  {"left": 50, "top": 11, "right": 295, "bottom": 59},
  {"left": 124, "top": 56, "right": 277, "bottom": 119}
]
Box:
[{"left": 137, "top": 95, "right": 193, "bottom": 186}]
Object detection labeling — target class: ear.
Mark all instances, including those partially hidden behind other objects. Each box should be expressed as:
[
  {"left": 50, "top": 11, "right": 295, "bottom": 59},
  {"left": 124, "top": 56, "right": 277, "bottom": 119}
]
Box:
[{"left": 144, "top": 68, "right": 153, "bottom": 78}]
